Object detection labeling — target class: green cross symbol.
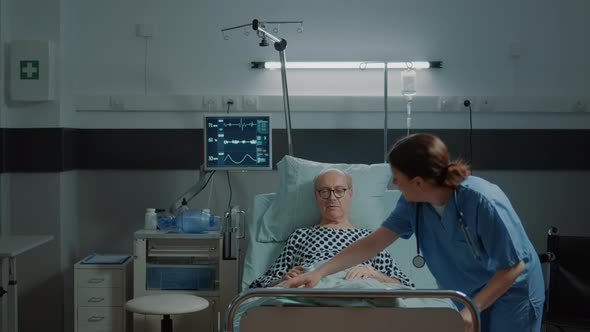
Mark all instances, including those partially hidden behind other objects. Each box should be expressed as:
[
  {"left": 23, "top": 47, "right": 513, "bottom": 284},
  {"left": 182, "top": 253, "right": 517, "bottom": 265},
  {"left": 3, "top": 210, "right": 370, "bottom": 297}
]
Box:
[{"left": 20, "top": 60, "right": 39, "bottom": 80}]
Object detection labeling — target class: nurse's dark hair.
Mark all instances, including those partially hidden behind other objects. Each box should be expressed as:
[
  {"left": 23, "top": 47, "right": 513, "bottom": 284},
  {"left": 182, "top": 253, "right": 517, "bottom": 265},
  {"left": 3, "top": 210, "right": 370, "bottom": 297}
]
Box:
[{"left": 387, "top": 133, "right": 470, "bottom": 188}]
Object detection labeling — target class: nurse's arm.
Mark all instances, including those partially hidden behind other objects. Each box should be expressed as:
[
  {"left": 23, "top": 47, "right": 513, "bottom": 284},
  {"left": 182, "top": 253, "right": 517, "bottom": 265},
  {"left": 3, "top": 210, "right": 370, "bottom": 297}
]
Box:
[
  {"left": 314, "top": 226, "right": 400, "bottom": 278},
  {"left": 462, "top": 260, "right": 525, "bottom": 316}
]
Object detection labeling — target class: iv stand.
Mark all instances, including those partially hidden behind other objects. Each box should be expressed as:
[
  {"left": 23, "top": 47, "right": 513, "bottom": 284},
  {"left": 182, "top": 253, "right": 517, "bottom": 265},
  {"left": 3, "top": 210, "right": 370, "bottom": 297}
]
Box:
[
  {"left": 222, "top": 19, "right": 295, "bottom": 156},
  {"left": 383, "top": 64, "right": 388, "bottom": 162},
  {"left": 252, "top": 19, "right": 294, "bottom": 156}
]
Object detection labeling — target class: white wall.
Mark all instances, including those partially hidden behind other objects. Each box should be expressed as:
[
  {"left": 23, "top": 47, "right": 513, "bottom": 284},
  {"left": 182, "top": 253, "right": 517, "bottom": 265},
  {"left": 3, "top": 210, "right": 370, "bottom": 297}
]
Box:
[
  {"left": 60, "top": 171, "right": 79, "bottom": 332},
  {"left": 66, "top": 0, "right": 590, "bottom": 97},
  {"left": 61, "top": 0, "right": 590, "bottom": 129},
  {"left": 8, "top": 173, "right": 63, "bottom": 331}
]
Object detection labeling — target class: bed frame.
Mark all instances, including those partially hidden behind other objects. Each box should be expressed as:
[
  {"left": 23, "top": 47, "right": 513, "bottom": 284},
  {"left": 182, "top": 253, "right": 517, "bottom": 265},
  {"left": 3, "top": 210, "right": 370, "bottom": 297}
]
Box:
[{"left": 225, "top": 288, "right": 480, "bottom": 332}]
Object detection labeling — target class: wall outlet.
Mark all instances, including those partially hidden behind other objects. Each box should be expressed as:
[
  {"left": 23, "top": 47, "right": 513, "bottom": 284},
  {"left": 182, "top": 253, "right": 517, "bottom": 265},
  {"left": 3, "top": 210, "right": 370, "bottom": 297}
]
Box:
[
  {"left": 438, "top": 97, "right": 458, "bottom": 112},
  {"left": 222, "top": 95, "right": 239, "bottom": 111},
  {"left": 461, "top": 97, "right": 477, "bottom": 111},
  {"left": 573, "top": 99, "right": 587, "bottom": 112},
  {"left": 479, "top": 97, "right": 494, "bottom": 112},
  {"left": 136, "top": 24, "right": 153, "bottom": 38},
  {"left": 242, "top": 95, "right": 259, "bottom": 111},
  {"left": 202, "top": 96, "right": 220, "bottom": 111},
  {"left": 109, "top": 96, "right": 124, "bottom": 110},
  {"left": 509, "top": 40, "right": 521, "bottom": 58}
]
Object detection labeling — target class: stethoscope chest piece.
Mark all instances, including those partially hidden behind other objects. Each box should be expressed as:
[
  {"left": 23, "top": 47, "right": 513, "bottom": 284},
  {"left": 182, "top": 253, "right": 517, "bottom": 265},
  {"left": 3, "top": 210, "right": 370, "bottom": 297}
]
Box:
[{"left": 412, "top": 254, "right": 426, "bottom": 268}]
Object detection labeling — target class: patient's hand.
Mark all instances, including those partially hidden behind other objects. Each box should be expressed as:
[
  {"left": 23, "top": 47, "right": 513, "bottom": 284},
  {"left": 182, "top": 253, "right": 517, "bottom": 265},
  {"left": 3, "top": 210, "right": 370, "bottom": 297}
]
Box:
[
  {"left": 283, "top": 266, "right": 305, "bottom": 280},
  {"left": 267, "top": 266, "right": 306, "bottom": 287},
  {"left": 282, "top": 271, "right": 322, "bottom": 288},
  {"left": 345, "top": 265, "right": 401, "bottom": 284}
]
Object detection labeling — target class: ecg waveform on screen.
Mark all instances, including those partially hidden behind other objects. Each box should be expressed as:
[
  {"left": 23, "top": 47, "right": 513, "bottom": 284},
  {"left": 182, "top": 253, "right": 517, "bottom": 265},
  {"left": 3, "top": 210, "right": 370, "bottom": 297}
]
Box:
[
  {"left": 223, "top": 153, "right": 258, "bottom": 164},
  {"left": 222, "top": 119, "right": 257, "bottom": 131},
  {"left": 223, "top": 139, "right": 258, "bottom": 145}
]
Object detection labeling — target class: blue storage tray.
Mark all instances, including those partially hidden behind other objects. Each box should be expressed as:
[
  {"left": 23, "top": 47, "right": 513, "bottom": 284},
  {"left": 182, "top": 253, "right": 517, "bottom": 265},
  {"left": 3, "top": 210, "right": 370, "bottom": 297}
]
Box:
[{"left": 146, "top": 264, "right": 215, "bottom": 290}]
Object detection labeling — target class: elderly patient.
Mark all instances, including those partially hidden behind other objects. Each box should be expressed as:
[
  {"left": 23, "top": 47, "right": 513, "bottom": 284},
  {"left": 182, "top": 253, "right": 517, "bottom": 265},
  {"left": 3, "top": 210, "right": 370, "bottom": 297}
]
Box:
[{"left": 249, "top": 168, "right": 414, "bottom": 288}]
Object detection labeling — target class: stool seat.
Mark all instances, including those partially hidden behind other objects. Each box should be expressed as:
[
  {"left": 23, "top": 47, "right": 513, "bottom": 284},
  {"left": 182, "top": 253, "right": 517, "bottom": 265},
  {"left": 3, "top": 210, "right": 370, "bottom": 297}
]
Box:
[{"left": 126, "top": 294, "right": 209, "bottom": 315}]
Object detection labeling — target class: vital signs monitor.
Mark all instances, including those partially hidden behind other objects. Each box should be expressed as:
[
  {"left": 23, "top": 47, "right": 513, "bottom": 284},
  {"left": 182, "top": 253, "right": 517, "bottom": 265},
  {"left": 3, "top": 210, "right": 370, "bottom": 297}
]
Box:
[{"left": 203, "top": 113, "right": 272, "bottom": 171}]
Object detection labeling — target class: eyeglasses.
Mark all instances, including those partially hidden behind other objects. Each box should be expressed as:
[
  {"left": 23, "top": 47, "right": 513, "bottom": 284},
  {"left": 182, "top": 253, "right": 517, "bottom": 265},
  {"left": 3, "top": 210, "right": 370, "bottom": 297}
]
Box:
[{"left": 316, "top": 187, "right": 349, "bottom": 199}]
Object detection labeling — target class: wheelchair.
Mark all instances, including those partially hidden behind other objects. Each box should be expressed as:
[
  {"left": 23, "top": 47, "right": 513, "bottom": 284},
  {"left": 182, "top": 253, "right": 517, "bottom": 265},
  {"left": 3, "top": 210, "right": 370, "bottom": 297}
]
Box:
[{"left": 539, "top": 227, "right": 590, "bottom": 331}]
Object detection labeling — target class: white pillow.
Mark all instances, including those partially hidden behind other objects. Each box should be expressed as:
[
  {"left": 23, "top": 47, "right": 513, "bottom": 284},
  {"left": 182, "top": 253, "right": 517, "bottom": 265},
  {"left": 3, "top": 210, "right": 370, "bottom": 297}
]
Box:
[{"left": 256, "top": 156, "right": 393, "bottom": 242}]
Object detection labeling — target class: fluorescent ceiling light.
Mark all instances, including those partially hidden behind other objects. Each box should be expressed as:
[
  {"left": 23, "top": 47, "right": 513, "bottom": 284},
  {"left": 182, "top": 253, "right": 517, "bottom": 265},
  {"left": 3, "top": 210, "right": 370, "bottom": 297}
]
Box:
[{"left": 251, "top": 61, "right": 442, "bottom": 69}]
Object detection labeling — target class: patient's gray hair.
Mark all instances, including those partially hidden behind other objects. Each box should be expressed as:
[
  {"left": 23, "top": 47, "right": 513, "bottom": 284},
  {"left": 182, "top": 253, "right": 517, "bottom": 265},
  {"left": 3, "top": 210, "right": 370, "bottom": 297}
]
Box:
[{"left": 313, "top": 168, "right": 353, "bottom": 189}]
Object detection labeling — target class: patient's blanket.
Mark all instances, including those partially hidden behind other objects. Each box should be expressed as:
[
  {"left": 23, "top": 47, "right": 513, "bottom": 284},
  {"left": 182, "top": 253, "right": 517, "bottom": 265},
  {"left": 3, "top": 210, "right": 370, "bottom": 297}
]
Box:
[{"left": 231, "top": 272, "right": 456, "bottom": 331}]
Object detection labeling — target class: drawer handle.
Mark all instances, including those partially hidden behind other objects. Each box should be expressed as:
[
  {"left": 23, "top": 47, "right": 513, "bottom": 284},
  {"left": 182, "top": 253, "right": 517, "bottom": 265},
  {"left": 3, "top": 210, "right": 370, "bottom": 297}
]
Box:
[
  {"left": 87, "top": 278, "right": 105, "bottom": 284},
  {"left": 88, "top": 315, "right": 105, "bottom": 322},
  {"left": 88, "top": 297, "right": 105, "bottom": 303}
]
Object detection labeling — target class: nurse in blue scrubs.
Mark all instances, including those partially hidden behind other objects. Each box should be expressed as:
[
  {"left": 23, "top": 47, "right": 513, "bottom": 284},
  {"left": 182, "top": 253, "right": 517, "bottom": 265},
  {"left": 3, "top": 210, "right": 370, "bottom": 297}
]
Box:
[{"left": 283, "top": 133, "right": 545, "bottom": 332}]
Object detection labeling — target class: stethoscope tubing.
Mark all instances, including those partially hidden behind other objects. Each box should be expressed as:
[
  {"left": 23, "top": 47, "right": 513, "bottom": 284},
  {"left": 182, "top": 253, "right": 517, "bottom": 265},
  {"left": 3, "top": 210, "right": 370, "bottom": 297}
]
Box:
[{"left": 413, "top": 188, "right": 482, "bottom": 268}]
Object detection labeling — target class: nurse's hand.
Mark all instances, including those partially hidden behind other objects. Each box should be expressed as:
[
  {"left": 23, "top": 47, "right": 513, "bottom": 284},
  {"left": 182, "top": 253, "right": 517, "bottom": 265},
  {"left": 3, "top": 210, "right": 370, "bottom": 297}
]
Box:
[
  {"left": 459, "top": 308, "right": 473, "bottom": 332},
  {"left": 281, "top": 271, "right": 321, "bottom": 288}
]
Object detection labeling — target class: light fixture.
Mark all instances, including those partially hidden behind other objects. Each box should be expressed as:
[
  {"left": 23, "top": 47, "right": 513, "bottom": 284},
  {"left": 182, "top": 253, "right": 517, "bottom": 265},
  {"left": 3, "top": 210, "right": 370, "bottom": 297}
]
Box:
[
  {"left": 251, "top": 60, "right": 442, "bottom": 161},
  {"left": 251, "top": 61, "right": 443, "bottom": 70}
]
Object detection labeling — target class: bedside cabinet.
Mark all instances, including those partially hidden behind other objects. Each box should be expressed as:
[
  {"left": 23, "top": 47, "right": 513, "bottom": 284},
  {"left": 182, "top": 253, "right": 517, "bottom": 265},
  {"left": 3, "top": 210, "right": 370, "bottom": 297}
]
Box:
[{"left": 75, "top": 257, "right": 133, "bottom": 332}]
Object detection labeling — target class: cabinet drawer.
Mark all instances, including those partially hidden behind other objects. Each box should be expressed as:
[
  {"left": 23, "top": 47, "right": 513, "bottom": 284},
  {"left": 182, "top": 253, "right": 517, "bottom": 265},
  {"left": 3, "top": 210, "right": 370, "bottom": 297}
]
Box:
[
  {"left": 77, "top": 269, "right": 122, "bottom": 287},
  {"left": 77, "top": 325, "right": 122, "bottom": 332},
  {"left": 78, "top": 287, "right": 123, "bottom": 306},
  {"left": 77, "top": 307, "right": 122, "bottom": 328}
]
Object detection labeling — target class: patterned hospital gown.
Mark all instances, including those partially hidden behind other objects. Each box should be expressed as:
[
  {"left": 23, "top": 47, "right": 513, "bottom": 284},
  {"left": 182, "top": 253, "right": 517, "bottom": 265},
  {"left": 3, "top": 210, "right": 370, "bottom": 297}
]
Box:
[{"left": 249, "top": 225, "right": 414, "bottom": 288}]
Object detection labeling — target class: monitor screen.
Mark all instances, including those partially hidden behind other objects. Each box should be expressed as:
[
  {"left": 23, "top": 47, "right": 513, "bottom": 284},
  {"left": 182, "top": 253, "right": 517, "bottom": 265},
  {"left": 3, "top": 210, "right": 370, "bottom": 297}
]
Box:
[{"left": 204, "top": 113, "right": 272, "bottom": 171}]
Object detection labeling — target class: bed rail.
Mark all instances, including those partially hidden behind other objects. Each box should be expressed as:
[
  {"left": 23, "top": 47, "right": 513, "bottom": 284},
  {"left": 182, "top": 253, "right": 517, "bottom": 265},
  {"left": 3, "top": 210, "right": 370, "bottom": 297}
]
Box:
[{"left": 225, "top": 288, "right": 480, "bottom": 332}]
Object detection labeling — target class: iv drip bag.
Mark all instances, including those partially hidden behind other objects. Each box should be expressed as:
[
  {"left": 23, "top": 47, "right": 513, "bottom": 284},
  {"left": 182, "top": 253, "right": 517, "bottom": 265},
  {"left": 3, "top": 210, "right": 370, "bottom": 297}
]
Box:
[{"left": 401, "top": 69, "right": 417, "bottom": 97}]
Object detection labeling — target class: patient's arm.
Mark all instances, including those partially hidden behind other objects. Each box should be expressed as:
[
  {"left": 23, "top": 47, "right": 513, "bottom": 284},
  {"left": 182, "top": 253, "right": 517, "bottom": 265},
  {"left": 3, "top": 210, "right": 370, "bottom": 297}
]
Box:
[
  {"left": 370, "top": 250, "right": 414, "bottom": 287},
  {"left": 249, "top": 231, "right": 302, "bottom": 288}
]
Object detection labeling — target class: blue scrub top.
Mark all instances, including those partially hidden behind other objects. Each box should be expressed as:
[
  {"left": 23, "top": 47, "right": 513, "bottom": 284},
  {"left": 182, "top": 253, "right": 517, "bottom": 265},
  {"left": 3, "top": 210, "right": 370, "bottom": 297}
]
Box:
[{"left": 382, "top": 176, "right": 545, "bottom": 308}]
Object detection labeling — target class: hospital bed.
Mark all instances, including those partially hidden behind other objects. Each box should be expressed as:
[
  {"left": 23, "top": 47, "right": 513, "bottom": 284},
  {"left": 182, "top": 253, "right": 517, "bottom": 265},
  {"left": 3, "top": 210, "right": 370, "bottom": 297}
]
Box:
[{"left": 226, "top": 156, "right": 480, "bottom": 332}]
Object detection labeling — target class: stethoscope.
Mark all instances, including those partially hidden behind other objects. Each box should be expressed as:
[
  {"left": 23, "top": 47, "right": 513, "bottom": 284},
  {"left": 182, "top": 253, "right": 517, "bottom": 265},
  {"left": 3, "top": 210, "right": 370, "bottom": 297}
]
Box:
[{"left": 412, "top": 189, "right": 483, "bottom": 268}]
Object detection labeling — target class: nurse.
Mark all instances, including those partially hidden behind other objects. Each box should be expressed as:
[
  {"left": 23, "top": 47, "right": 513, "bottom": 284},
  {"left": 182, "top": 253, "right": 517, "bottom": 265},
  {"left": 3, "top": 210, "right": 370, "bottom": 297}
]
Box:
[{"left": 283, "top": 133, "right": 545, "bottom": 332}]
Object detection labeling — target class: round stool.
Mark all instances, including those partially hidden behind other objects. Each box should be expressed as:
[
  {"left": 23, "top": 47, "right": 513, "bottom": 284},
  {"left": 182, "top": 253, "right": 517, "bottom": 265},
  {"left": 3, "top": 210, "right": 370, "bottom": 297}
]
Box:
[{"left": 125, "top": 294, "right": 209, "bottom": 332}]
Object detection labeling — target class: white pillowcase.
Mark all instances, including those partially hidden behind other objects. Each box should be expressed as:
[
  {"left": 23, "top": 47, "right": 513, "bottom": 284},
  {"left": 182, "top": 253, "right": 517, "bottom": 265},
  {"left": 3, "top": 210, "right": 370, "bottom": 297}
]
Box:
[{"left": 256, "top": 156, "right": 393, "bottom": 242}]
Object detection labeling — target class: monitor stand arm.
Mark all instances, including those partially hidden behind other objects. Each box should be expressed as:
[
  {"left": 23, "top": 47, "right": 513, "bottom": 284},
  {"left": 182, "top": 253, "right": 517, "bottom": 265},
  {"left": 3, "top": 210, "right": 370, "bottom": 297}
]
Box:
[{"left": 168, "top": 163, "right": 213, "bottom": 214}]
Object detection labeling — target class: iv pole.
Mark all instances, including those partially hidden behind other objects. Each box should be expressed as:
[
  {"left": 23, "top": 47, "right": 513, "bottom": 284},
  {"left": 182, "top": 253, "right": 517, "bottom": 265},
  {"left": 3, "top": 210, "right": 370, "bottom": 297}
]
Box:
[
  {"left": 252, "top": 19, "right": 294, "bottom": 156},
  {"left": 169, "top": 19, "right": 299, "bottom": 213},
  {"left": 383, "top": 63, "right": 388, "bottom": 162},
  {"left": 222, "top": 19, "right": 297, "bottom": 156}
]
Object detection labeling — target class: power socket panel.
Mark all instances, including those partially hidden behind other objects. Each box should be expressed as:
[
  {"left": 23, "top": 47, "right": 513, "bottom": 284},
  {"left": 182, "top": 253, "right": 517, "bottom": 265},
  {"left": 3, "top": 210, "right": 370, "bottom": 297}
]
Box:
[
  {"left": 202, "top": 96, "right": 220, "bottom": 111},
  {"left": 242, "top": 95, "right": 259, "bottom": 111},
  {"left": 222, "top": 95, "right": 239, "bottom": 111}
]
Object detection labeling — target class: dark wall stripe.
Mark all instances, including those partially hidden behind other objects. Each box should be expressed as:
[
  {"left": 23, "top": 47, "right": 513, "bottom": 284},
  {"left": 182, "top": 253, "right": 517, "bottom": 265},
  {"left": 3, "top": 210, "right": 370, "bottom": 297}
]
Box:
[
  {"left": 0, "top": 128, "right": 589, "bottom": 172},
  {"left": 3, "top": 128, "right": 65, "bottom": 172},
  {"left": 77, "top": 129, "right": 201, "bottom": 170}
]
